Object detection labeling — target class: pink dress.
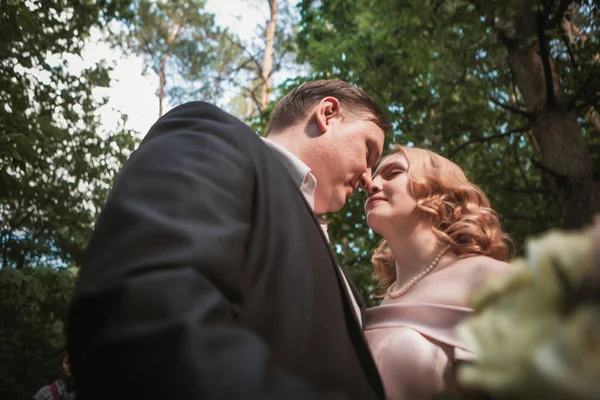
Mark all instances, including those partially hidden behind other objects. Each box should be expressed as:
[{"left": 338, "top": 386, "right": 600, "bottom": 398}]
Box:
[{"left": 364, "top": 302, "right": 475, "bottom": 399}]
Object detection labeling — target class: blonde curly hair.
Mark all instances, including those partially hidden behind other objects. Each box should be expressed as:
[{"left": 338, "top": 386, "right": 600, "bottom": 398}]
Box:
[{"left": 372, "top": 146, "right": 512, "bottom": 293}]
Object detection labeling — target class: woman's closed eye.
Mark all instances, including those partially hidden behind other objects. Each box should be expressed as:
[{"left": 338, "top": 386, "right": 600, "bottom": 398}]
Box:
[{"left": 386, "top": 169, "right": 404, "bottom": 178}]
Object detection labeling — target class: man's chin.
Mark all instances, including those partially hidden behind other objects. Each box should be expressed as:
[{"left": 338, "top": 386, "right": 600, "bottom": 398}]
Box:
[
  {"left": 314, "top": 198, "right": 346, "bottom": 214},
  {"left": 332, "top": 196, "right": 348, "bottom": 213}
]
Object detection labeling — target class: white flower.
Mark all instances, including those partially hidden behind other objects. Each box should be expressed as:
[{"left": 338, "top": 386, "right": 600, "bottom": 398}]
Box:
[{"left": 457, "top": 229, "right": 599, "bottom": 400}]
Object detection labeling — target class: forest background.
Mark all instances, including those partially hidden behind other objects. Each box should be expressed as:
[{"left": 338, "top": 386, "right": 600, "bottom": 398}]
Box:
[{"left": 1, "top": 0, "right": 599, "bottom": 398}]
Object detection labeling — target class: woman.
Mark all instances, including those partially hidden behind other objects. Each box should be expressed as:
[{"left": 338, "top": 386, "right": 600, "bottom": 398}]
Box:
[
  {"left": 33, "top": 352, "right": 76, "bottom": 400},
  {"left": 363, "top": 145, "right": 512, "bottom": 399}
]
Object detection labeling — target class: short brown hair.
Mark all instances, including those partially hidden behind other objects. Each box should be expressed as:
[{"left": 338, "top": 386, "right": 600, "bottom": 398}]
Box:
[{"left": 265, "top": 79, "right": 390, "bottom": 135}]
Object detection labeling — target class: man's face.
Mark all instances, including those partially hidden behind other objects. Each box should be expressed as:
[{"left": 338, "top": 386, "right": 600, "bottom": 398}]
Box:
[{"left": 311, "top": 111, "right": 385, "bottom": 214}]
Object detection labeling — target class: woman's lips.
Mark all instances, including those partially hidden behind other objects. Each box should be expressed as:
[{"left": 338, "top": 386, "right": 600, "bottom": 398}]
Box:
[{"left": 366, "top": 198, "right": 386, "bottom": 210}]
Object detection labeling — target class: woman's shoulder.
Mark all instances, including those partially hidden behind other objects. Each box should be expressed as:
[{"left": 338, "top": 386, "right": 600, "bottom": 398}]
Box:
[
  {"left": 460, "top": 255, "right": 510, "bottom": 271},
  {"left": 452, "top": 255, "right": 511, "bottom": 292}
]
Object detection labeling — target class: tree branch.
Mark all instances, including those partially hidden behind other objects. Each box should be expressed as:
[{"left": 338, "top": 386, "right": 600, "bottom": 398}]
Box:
[
  {"left": 561, "top": 34, "right": 578, "bottom": 70},
  {"left": 489, "top": 96, "right": 532, "bottom": 117},
  {"left": 508, "top": 69, "right": 525, "bottom": 108},
  {"left": 512, "top": 133, "right": 538, "bottom": 205},
  {"left": 231, "top": 58, "right": 256, "bottom": 76},
  {"left": 504, "top": 187, "right": 550, "bottom": 194},
  {"left": 402, "top": 109, "right": 412, "bottom": 134},
  {"left": 223, "top": 35, "right": 264, "bottom": 76},
  {"left": 546, "top": 0, "right": 571, "bottom": 30},
  {"left": 503, "top": 214, "right": 544, "bottom": 222},
  {"left": 568, "top": 72, "right": 595, "bottom": 108},
  {"left": 537, "top": 9, "right": 557, "bottom": 108},
  {"left": 450, "top": 67, "right": 468, "bottom": 92},
  {"left": 242, "top": 86, "right": 262, "bottom": 115},
  {"left": 449, "top": 126, "right": 530, "bottom": 159},
  {"left": 570, "top": 20, "right": 588, "bottom": 42},
  {"left": 529, "top": 157, "right": 568, "bottom": 184},
  {"left": 269, "top": 49, "right": 289, "bottom": 80},
  {"left": 576, "top": 93, "right": 600, "bottom": 111},
  {"left": 587, "top": 107, "right": 600, "bottom": 138},
  {"left": 468, "top": 0, "right": 495, "bottom": 30}
]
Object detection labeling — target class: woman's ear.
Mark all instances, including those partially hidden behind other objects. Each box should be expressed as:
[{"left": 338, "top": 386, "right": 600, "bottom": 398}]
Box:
[{"left": 314, "top": 96, "right": 341, "bottom": 134}]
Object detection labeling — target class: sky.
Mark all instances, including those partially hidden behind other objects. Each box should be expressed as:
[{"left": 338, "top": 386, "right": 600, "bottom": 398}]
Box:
[{"left": 78, "top": 0, "right": 281, "bottom": 138}]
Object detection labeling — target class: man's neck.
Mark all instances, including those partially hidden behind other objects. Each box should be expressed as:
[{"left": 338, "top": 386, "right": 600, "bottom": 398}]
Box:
[{"left": 264, "top": 131, "right": 306, "bottom": 161}]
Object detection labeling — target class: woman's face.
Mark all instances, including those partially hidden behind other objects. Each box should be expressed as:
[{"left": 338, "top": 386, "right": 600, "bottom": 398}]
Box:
[
  {"left": 365, "top": 153, "right": 418, "bottom": 235},
  {"left": 60, "top": 355, "right": 71, "bottom": 378}
]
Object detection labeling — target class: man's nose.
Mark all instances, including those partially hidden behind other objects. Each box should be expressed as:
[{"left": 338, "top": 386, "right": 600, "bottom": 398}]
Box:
[{"left": 359, "top": 170, "right": 373, "bottom": 189}]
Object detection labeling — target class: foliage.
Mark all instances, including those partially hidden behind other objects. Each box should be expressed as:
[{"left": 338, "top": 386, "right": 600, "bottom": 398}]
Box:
[
  {"left": 1, "top": 0, "right": 138, "bottom": 268},
  {"left": 2, "top": 0, "right": 599, "bottom": 396},
  {"left": 120, "top": 0, "right": 246, "bottom": 110},
  {"left": 457, "top": 226, "right": 600, "bottom": 399},
  {"left": 296, "top": 0, "right": 600, "bottom": 302},
  {"left": 118, "top": 0, "right": 303, "bottom": 120},
  {"left": 235, "top": 0, "right": 304, "bottom": 117},
  {"left": 0, "top": 266, "right": 77, "bottom": 400},
  {"left": 1, "top": 1, "right": 138, "bottom": 398}
]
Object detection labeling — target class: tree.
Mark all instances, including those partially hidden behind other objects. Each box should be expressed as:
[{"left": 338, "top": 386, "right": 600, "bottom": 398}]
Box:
[
  {"left": 122, "top": 0, "right": 245, "bottom": 115},
  {"left": 122, "top": 0, "right": 300, "bottom": 120},
  {"left": 469, "top": 0, "right": 600, "bottom": 229},
  {"left": 1, "top": 0, "right": 137, "bottom": 397},
  {"left": 0, "top": 266, "right": 77, "bottom": 399},
  {"left": 228, "top": 0, "right": 301, "bottom": 119},
  {"left": 1, "top": 0, "right": 138, "bottom": 269},
  {"left": 295, "top": 0, "right": 599, "bottom": 302},
  {"left": 261, "top": 0, "right": 279, "bottom": 111}
]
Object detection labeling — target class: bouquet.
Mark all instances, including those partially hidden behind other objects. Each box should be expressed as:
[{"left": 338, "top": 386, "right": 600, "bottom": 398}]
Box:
[{"left": 456, "top": 220, "right": 600, "bottom": 399}]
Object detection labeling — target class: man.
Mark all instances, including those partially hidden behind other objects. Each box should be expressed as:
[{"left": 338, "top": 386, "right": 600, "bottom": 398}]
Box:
[{"left": 67, "top": 80, "right": 388, "bottom": 399}]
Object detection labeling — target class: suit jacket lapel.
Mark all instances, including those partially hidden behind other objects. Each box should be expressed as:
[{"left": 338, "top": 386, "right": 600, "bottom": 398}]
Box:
[
  {"left": 263, "top": 142, "right": 385, "bottom": 398},
  {"left": 338, "top": 264, "right": 367, "bottom": 321},
  {"left": 280, "top": 170, "right": 386, "bottom": 398}
]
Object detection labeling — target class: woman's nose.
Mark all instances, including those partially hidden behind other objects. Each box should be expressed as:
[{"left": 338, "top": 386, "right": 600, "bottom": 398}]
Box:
[{"left": 366, "top": 179, "right": 382, "bottom": 197}]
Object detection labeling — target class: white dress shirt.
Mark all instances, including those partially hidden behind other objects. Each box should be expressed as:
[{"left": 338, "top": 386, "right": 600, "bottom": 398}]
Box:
[{"left": 262, "top": 138, "right": 363, "bottom": 326}]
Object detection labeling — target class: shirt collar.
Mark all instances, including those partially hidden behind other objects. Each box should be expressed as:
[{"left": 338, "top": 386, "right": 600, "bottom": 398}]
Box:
[
  {"left": 262, "top": 137, "right": 317, "bottom": 210},
  {"left": 262, "top": 138, "right": 330, "bottom": 240}
]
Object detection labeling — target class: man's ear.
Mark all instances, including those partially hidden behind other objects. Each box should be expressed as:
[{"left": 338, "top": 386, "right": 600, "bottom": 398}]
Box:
[{"left": 314, "top": 97, "right": 341, "bottom": 134}]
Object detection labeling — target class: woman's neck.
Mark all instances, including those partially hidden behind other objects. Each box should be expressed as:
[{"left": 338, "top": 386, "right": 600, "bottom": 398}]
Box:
[{"left": 386, "top": 227, "right": 450, "bottom": 290}]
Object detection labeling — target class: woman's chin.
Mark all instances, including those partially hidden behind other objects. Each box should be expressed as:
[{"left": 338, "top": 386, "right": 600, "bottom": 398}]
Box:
[{"left": 366, "top": 213, "right": 386, "bottom": 234}]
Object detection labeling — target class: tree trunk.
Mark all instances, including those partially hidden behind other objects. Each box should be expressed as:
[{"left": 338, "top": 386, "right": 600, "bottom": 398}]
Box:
[
  {"left": 158, "top": 23, "right": 181, "bottom": 117},
  {"left": 499, "top": 2, "right": 600, "bottom": 228},
  {"left": 246, "top": 96, "right": 254, "bottom": 118},
  {"left": 159, "top": 52, "right": 168, "bottom": 117},
  {"left": 260, "top": 0, "right": 278, "bottom": 111},
  {"left": 588, "top": 107, "right": 600, "bottom": 137}
]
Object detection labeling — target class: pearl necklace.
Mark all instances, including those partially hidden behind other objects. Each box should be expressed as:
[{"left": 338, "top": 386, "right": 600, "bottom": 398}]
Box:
[{"left": 386, "top": 245, "right": 452, "bottom": 298}]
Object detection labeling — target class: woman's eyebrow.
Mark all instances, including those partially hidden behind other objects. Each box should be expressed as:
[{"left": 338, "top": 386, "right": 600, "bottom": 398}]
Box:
[
  {"left": 373, "top": 161, "right": 393, "bottom": 177},
  {"left": 373, "top": 160, "right": 406, "bottom": 178}
]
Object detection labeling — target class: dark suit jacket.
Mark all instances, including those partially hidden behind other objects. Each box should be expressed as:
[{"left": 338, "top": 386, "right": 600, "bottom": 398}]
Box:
[{"left": 67, "top": 102, "right": 385, "bottom": 399}]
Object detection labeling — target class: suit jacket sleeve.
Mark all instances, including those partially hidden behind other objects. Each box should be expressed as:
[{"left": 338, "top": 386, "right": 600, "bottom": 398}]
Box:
[{"left": 67, "top": 102, "right": 345, "bottom": 399}]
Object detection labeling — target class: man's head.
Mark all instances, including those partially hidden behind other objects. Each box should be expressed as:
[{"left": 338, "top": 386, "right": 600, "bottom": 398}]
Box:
[{"left": 266, "top": 80, "right": 389, "bottom": 214}]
